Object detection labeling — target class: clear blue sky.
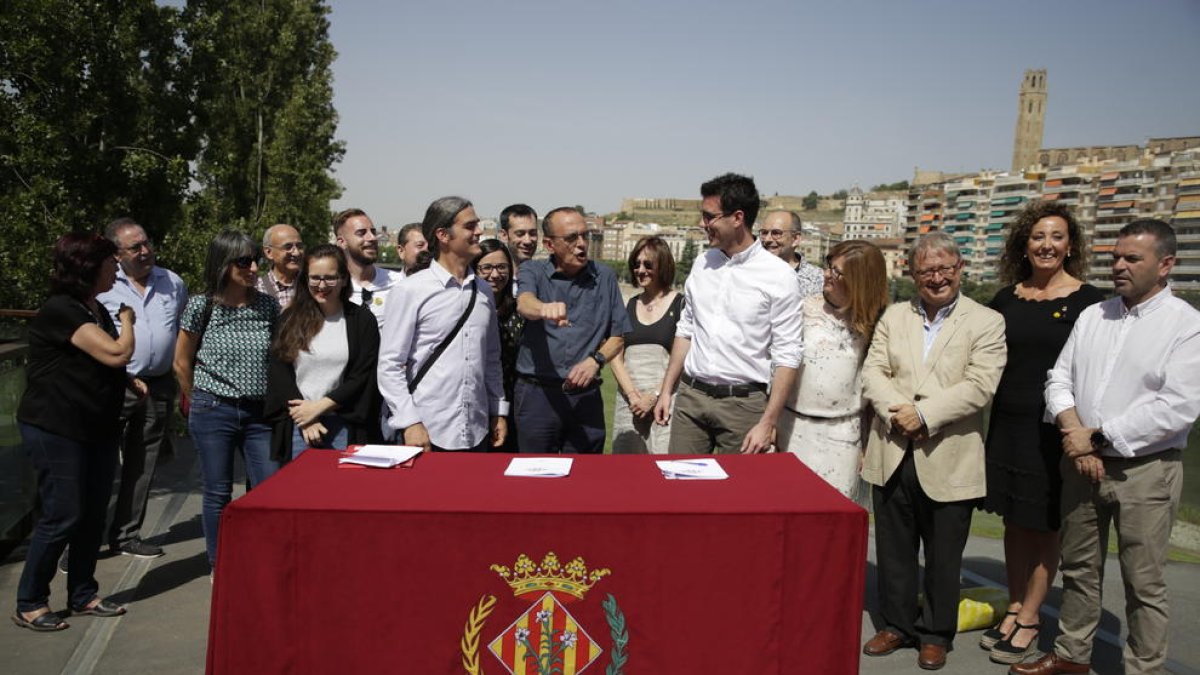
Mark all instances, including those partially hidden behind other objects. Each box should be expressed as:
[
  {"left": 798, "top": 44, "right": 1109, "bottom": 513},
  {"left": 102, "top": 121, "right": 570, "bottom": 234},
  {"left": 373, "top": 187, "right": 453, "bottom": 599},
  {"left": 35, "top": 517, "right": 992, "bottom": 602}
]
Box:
[{"left": 326, "top": 0, "right": 1200, "bottom": 225}]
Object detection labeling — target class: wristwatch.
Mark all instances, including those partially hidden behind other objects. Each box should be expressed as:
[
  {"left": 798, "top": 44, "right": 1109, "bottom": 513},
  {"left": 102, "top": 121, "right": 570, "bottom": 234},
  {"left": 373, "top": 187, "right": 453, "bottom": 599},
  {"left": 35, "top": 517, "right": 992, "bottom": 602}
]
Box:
[
  {"left": 590, "top": 350, "right": 607, "bottom": 368},
  {"left": 1090, "top": 428, "right": 1110, "bottom": 452}
]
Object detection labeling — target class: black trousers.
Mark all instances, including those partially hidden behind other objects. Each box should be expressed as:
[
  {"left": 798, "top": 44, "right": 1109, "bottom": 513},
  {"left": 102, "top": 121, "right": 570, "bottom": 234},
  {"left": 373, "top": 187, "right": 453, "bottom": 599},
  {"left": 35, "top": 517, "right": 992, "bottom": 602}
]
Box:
[{"left": 872, "top": 451, "right": 974, "bottom": 648}]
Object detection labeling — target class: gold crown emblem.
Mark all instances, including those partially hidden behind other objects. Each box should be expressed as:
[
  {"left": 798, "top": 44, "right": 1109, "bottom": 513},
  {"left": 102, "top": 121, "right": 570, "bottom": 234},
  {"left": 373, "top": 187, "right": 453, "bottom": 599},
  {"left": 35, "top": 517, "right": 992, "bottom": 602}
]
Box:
[{"left": 490, "top": 552, "right": 610, "bottom": 600}]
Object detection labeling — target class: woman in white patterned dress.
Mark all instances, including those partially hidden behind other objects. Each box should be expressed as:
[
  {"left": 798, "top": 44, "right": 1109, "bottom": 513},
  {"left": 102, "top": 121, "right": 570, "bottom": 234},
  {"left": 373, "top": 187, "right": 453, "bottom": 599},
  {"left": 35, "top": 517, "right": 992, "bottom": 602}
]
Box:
[{"left": 777, "top": 240, "right": 889, "bottom": 502}]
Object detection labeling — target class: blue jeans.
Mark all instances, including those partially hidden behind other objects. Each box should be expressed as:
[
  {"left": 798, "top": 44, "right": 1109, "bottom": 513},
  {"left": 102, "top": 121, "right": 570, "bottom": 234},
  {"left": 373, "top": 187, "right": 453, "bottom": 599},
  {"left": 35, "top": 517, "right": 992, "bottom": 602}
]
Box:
[
  {"left": 290, "top": 414, "right": 349, "bottom": 459},
  {"left": 188, "top": 390, "right": 278, "bottom": 567},
  {"left": 16, "top": 423, "right": 118, "bottom": 613}
]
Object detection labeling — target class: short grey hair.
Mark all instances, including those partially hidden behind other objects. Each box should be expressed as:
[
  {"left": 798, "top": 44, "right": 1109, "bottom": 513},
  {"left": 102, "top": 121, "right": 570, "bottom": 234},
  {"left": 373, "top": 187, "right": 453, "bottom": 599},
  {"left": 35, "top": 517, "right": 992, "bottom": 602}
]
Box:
[
  {"left": 262, "top": 223, "right": 294, "bottom": 249},
  {"left": 907, "top": 232, "right": 962, "bottom": 273},
  {"left": 105, "top": 217, "right": 141, "bottom": 244}
]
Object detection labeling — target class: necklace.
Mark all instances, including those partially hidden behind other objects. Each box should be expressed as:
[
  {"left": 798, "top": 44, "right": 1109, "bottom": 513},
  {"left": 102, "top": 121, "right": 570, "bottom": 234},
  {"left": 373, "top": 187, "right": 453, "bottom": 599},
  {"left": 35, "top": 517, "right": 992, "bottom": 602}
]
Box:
[{"left": 640, "top": 291, "right": 667, "bottom": 313}]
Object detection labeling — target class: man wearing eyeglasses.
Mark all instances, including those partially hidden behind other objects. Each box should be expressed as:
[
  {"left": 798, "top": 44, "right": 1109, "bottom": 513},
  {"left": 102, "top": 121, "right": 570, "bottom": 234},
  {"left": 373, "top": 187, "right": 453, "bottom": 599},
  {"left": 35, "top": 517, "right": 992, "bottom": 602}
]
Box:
[
  {"left": 860, "top": 232, "right": 1006, "bottom": 670},
  {"left": 94, "top": 217, "right": 188, "bottom": 560},
  {"left": 514, "top": 206, "right": 630, "bottom": 453},
  {"left": 759, "top": 210, "right": 823, "bottom": 298},
  {"left": 256, "top": 223, "right": 304, "bottom": 309},
  {"left": 334, "top": 208, "right": 405, "bottom": 328},
  {"left": 653, "top": 173, "right": 804, "bottom": 455}
]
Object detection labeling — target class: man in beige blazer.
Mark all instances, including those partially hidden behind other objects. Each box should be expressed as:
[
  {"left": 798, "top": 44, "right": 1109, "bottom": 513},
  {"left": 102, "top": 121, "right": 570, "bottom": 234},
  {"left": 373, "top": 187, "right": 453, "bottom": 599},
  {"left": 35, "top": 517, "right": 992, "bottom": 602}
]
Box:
[{"left": 860, "top": 233, "right": 1006, "bottom": 671}]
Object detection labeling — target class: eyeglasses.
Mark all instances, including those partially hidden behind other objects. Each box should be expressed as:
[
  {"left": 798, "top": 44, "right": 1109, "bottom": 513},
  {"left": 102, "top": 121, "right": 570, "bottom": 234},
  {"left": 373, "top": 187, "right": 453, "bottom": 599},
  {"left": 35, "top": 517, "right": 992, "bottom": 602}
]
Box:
[
  {"left": 120, "top": 239, "right": 153, "bottom": 254},
  {"left": 477, "top": 263, "right": 511, "bottom": 275},
  {"left": 232, "top": 253, "right": 260, "bottom": 270},
  {"left": 700, "top": 211, "right": 731, "bottom": 225},
  {"left": 759, "top": 229, "right": 793, "bottom": 239},
  {"left": 632, "top": 260, "right": 655, "bottom": 270},
  {"left": 548, "top": 231, "right": 590, "bottom": 245},
  {"left": 914, "top": 264, "right": 960, "bottom": 280},
  {"left": 270, "top": 242, "right": 305, "bottom": 253},
  {"left": 308, "top": 275, "right": 340, "bottom": 287},
  {"left": 825, "top": 265, "right": 845, "bottom": 280}
]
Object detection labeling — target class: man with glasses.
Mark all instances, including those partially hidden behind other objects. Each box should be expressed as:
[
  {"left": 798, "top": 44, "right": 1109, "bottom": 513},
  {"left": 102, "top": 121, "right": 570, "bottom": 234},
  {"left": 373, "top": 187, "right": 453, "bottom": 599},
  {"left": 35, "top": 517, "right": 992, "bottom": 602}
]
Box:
[
  {"left": 96, "top": 217, "right": 188, "bottom": 559},
  {"left": 334, "top": 208, "right": 404, "bottom": 328},
  {"left": 514, "top": 206, "right": 630, "bottom": 453},
  {"left": 860, "top": 232, "right": 1006, "bottom": 670},
  {"left": 257, "top": 223, "right": 304, "bottom": 309},
  {"left": 653, "top": 173, "right": 804, "bottom": 454},
  {"left": 759, "top": 210, "right": 823, "bottom": 298}
]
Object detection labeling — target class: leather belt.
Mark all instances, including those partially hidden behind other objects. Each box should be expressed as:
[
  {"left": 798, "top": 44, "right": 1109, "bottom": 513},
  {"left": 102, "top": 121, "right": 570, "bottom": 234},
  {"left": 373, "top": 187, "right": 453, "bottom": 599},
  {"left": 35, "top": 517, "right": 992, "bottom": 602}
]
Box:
[{"left": 681, "top": 373, "right": 766, "bottom": 399}]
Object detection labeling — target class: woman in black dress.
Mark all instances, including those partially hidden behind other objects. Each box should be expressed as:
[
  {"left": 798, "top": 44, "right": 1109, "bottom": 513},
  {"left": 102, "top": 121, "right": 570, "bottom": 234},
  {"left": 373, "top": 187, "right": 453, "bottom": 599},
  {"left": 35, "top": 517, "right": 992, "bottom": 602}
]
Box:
[{"left": 981, "top": 201, "right": 1104, "bottom": 663}]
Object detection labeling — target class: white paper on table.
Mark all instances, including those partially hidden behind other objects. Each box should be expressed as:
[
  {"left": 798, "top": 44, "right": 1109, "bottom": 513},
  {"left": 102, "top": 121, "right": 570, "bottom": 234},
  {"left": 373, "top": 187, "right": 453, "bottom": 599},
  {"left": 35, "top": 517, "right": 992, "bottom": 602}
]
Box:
[
  {"left": 657, "top": 458, "right": 729, "bottom": 480},
  {"left": 338, "top": 444, "right": 424, "bottom": 468},
  {"left": 504, "top": 457, "right": 573, "bottom": 478}
]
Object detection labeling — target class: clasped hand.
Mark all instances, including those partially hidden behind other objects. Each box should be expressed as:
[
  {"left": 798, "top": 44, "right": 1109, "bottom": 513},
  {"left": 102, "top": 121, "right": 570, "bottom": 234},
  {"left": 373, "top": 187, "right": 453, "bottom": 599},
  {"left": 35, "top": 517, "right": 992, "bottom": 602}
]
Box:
[{"left": 888, "top": 403, "right": 927, "bottom": 441}]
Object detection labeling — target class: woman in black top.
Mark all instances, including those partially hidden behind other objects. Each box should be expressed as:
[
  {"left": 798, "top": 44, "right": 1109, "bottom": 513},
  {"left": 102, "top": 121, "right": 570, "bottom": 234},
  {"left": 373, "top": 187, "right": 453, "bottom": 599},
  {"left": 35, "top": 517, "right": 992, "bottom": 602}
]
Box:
[
  {"left": 610, "top": 237, "right": 684, "bottom": 453},
  {"left": 14, "top": 232, "right": 143, "bottom": 631},
  {"left": 472, "top": 239, "right": 521, "bottom": 451},
  {"left": 980, "top": 201, "right": 1105, "bottom": 663}
]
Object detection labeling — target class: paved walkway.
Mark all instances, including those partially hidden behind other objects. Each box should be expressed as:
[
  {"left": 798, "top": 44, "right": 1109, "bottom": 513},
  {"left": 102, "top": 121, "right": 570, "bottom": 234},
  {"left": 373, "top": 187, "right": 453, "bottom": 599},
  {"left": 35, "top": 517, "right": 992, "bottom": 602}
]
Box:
[{"left": 2, "top": 438, "right": 1198, "bottom": 674}]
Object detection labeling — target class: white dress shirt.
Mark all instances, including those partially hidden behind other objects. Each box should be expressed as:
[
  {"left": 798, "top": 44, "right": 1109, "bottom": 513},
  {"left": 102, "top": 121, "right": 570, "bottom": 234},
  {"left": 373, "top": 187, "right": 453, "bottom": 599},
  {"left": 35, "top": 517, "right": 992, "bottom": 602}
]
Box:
[
  {"left": 676, "top": 240, "right": 804, "bottom": 385},
  {"left": 1045, "top": 287, "right": 1200, "bottom": 458},
  {"left": 378, "top": 261, "right": 508, "bottom": 450},
  {"left": 349, "top": 266, "right": 405, "bottom": 328}
]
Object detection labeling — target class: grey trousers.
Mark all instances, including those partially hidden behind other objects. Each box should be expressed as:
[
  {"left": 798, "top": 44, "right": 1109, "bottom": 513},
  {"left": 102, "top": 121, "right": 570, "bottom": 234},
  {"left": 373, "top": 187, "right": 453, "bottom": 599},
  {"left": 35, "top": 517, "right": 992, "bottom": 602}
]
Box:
[
  {"left": 666, "top": 380, "right": 765, "bottom": 454},
  {"left": 106, "top": 377, "right": 176, "bottom": 546},
  {"left": 1054, "top": 448, "right": 1182, "bottom": 674}
]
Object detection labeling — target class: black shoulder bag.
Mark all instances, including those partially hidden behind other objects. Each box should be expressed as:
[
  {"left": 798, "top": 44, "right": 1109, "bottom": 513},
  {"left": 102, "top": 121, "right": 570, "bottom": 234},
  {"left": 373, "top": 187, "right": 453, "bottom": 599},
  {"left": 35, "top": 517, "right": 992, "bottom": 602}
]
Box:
[{"left": 407, "top": 280, "right": 477, "bottom": 394}]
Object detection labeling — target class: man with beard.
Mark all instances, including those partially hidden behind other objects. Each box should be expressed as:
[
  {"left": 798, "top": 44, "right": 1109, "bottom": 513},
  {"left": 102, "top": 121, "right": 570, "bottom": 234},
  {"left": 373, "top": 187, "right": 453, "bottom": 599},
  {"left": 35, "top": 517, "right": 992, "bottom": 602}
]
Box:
[
  {"left": 653, "top": 173, "right": 803, "bottom": 454},
  {"left": 334, "top": 208, "right": 404, "bottom": 327},
  {"left": 378, "top": 197, "right": 507, "bottom": 452},
  {"left": 395, "top": 222, "right": 428, "bottom": 276},
  {"left": 256, "top": 223, "right": 304, "bottom": 309},
  {"left": 759, "top": 210, "right": 823, "bottom": 298},
  {"left": 515, "top": 206, "right": 629, "bottom": 453},
  {"left": 97, "top": 217, "right": 188, "bottom": 558},
  {"left": 860, "top": 232, "right": 1006, "bottom": 670}
]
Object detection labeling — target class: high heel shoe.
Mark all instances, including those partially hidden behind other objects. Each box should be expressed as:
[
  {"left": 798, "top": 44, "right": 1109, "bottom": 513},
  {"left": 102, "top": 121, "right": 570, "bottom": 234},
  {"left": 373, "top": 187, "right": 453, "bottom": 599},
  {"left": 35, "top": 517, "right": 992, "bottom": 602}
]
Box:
[
  {"left": 979, "top": 611, "right": 1018, "bottom": 650},
  {"left": 990, "top": 622, "right": 1041, "bottom": 664}
]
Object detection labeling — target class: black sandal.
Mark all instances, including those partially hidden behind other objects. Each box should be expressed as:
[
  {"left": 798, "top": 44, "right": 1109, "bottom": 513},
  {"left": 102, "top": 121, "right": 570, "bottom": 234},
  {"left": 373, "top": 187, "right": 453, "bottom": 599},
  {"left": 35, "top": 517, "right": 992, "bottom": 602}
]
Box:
[
  {"left": 978, "top": 610, "right": 1017, "bottom": 650},
  {"left": 69, "top": 598, "right": 126, "bottom": 617},
  {"left": 990, "top": 622, "right": 1041, "bottom": 664},
  {"left": 12, "top": 611, "right": 69, "bottom": 632}
]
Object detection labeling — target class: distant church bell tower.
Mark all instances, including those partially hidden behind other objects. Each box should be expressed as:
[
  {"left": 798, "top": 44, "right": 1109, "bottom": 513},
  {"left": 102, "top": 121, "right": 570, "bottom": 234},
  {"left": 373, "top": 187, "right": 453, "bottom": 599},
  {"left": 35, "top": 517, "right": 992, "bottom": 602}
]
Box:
[{"left": 1011, "top": 69, "right": 1047, "bottom": 172}]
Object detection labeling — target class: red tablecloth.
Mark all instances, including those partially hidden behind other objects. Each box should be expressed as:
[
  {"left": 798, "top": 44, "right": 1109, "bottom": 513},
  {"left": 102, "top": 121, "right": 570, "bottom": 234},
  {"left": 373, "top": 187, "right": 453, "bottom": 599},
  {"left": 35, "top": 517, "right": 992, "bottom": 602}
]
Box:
[{"left": 207, "top": 452, "right": 867, "bottom": 674}]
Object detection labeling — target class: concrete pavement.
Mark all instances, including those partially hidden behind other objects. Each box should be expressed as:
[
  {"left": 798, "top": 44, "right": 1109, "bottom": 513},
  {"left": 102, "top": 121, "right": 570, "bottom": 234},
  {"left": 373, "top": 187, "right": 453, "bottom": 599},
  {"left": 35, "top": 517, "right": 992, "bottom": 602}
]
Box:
[{"left": 2, "top": 438, "right": 1198, "bottom": 674}]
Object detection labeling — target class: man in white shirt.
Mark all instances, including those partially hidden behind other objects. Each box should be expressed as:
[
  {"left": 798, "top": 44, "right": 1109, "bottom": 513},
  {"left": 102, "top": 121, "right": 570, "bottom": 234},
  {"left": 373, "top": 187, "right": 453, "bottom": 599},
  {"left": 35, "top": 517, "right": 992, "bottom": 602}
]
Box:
[
  {"left": 759, "top": 210, "right": 823, "bottom": 298},
  {"left": 256, "top": 223, "right": 303, "bottom": 309},
  {"left": 1016, "top": 220, "right": 1200, "bottom": 675},
  {"left": 653, "top": 173, "right": 804, "bottom": 454},
  {"left": 334, "top": 208, "right": 404, "bottom": 327},
  {"left": 377, "top": 197, "right": 507, "bottom": 452}
]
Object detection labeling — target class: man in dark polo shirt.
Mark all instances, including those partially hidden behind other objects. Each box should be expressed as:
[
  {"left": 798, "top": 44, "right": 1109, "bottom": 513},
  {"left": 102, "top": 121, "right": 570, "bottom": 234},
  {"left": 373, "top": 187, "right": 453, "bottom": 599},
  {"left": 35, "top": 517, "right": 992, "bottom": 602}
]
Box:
[{"left": 515, "top": 206, "right": 630, "bottom": 453}]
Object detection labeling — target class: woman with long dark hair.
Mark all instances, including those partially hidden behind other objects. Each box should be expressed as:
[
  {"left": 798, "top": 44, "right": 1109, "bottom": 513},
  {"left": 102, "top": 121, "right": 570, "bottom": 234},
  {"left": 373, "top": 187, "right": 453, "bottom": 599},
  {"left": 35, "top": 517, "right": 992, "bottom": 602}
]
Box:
[
  {"left": 266, "top": 245, "right": 381, "bottom": 459},
  {"left": 14, "top": 232, "right": 140, "bottom": 630},
  {"left": 471, "top": 238, "right": 521, "bottom": 451},
  {"left": 173, "top": 230, "right": 280, "bottom": 575},
  {"left": 980, "top": 200, "right": 1104, "bottom": 663}
]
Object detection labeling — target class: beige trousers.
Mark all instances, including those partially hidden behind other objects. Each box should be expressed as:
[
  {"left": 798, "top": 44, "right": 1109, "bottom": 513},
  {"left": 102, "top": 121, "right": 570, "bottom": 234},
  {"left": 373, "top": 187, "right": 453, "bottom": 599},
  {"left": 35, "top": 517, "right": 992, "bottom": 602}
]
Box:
[
  {"left": 667, "top": 380, "right": 765, "bottom": 454},
  {"left": 1054, "top": 448, "right": 1182, "bottom": 674}
]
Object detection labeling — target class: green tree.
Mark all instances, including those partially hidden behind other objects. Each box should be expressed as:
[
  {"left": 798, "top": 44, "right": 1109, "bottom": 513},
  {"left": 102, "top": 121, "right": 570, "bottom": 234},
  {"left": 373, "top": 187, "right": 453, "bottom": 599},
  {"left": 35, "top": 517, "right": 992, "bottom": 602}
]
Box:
[
  {"left": 832, "top": 189, "right": 848, "bottom": 200},
  {"left": 676, "top": 240, "right": 699, "bottom": 286},
  {"left": 0, "top": 0, "right": 193, "bottom": 308},
  {"left": 165, "top": 0, "right": 344, "bottom": 287},
  {"left": 870, "top": 180, "right": 910, "bottom": 192},
  {"left": 802, "top": 191, "right": 819, "bottom": 210}
]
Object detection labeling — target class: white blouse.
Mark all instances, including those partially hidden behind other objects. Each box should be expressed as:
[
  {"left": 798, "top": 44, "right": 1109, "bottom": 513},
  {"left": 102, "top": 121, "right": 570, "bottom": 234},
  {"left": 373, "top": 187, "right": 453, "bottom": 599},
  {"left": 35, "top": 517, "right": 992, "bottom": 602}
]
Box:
[{"left": 786, "top": 295, "right": 868, "bottom": 418}]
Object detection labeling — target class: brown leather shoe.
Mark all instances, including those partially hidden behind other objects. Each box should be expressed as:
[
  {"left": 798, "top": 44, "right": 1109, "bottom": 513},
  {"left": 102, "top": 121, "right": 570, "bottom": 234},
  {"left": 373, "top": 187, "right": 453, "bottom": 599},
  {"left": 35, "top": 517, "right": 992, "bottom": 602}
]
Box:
[
  {"left": 918, "top": 643, "right": 947, "bottom": 670},
  {"left": 863, "top": 629, "right": 913, "bottom": 656},
  {"left": 1008, "top": 652, "right": 1090, "bottom": 675}
]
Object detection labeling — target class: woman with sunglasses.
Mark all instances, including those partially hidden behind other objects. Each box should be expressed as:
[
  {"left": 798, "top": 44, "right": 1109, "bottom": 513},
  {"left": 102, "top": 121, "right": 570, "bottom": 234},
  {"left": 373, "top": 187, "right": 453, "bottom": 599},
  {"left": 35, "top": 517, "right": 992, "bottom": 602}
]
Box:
[
  {"left": 266, "top": 245, "right": 381, "bottom": 460},
  {"left": 777, "top": 240, "right": 888, "bottom": 502},
  {"left": 472, "top": 239, "right": 521, "bottom": 451},
  {"left": 174, "top": 230, "right": 280, "bottom": 575},
  {"left": 610, "top": 237, "right": 684, "bottom": 454}
]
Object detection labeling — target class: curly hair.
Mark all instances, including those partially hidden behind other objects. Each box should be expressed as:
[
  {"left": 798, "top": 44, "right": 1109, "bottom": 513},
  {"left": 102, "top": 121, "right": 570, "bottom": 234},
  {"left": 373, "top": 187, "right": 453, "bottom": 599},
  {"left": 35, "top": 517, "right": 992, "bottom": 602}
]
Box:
[
  {"left": 998, "top": 200, "right": 1087, "bottom": 284},
  {"left": 49, "top": 231, "right": 118, "bottom": 301}
]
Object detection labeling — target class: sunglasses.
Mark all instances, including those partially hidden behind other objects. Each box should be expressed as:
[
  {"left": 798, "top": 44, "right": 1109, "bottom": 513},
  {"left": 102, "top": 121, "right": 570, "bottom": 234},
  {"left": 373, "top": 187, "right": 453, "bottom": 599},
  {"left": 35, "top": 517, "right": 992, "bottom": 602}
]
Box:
[
  {"left": 632, "top": 260, "right": 655, "bottom": 270},
  {"left": 232, "top": 252, "right": 261, "bottom": 270}
]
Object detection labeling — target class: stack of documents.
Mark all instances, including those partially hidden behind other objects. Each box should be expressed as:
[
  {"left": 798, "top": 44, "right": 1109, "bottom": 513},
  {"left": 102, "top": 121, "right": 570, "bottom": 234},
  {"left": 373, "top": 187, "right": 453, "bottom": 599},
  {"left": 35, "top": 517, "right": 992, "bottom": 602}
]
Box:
[
  {"left": 657, "top": 458, "right": 729, "bottom": 480},
  {"left": 338, "top": 445, "right": 423, "bottom": 469},
  {"left": 504, "top": 457, "right": 573, "bottom": 478}
]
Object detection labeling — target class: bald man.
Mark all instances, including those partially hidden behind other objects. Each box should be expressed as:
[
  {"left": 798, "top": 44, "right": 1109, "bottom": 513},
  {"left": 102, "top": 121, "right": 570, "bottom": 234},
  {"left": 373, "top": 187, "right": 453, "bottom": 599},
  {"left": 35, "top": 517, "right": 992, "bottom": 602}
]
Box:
[
  {"left": 759, "top": 210, "right": 823, "bottom": 298},
  {"left": 257, "top": 223, "right": 305, "bottom": 309}
]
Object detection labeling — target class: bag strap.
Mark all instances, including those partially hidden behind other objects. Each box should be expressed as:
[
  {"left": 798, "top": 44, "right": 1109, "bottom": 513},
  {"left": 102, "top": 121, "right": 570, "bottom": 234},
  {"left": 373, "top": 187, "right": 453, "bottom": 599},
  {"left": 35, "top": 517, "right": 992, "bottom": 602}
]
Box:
[
  {"left": 408, "top": 280, "right": 477, "bottom": 394},
  {"left": 195, "top": 295, "right": 215, "bottom": 351}
]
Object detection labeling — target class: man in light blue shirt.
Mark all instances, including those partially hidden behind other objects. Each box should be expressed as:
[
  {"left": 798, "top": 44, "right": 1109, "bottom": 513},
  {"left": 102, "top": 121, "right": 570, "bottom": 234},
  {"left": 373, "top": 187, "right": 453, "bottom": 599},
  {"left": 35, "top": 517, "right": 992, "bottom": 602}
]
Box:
[{"left": 97, "top": 217, "right": 188, "bottom": 558}]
